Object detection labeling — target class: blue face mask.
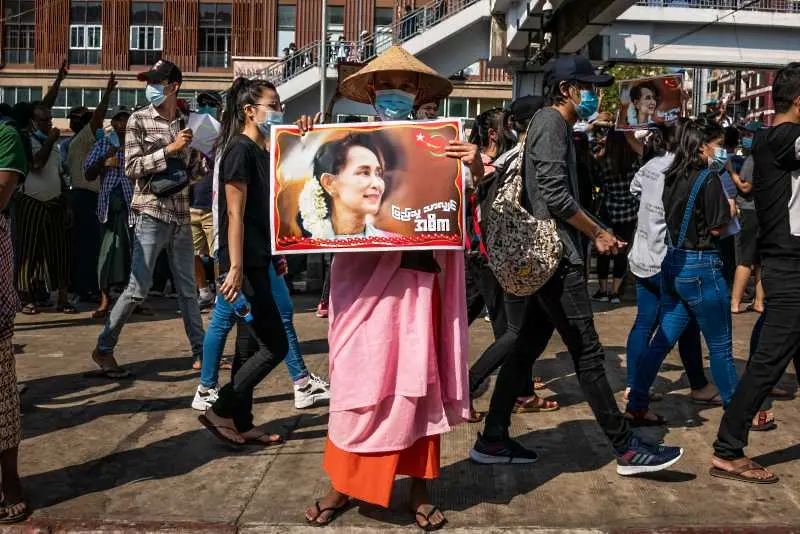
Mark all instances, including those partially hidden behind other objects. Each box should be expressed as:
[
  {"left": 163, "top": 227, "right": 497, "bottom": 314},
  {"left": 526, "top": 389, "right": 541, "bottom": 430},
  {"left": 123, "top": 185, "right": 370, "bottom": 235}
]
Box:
[
  {"left": 145, "top": 84, "right": 167, "bottom": 107},
  {"left": 710, "top": 146, "right": 728, "bottom": 170},
  {"left": 742, "top": 137, "right": 753, "bottom": 151},
  {"left": 374, "top": 90, "right": 415, "bottom": 121},
  {"left": 198, "top": 105, "right": 216, "bottom": 116},
  {"left": 256, "top": 110, "right": 284, "bottom": 139},
  {"left": 575, "top": 90, "right": 599, "bottom": 121}
]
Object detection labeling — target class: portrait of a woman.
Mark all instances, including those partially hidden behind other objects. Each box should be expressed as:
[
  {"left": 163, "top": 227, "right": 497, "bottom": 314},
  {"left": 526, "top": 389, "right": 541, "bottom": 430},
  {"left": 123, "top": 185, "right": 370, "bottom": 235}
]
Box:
[
  {"left": 298, "top": 133, "right": 388, "bottom": 239},
  {"left": 627, "top": 81, "right": 661, "bottom": 127}
]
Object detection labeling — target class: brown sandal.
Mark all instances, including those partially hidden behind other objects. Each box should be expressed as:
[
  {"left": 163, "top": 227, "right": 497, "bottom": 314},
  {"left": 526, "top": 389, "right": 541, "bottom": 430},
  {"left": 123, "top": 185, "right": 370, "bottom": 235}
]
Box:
[
  {"left": 513, "top": 395, "right": 559, "bottom": 413},
  {"left": 710, "top": 459, "right": 778, "bottom": 484},
  {"left": 752, "top": 410, "right": 777, "bottom": 432}
]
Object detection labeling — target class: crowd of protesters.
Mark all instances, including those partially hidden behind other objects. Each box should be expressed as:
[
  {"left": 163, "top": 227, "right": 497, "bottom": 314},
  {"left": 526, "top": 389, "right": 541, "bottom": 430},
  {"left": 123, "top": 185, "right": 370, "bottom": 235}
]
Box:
[{"left": 1, "top": 50, "right": 800, "bottom": 528}]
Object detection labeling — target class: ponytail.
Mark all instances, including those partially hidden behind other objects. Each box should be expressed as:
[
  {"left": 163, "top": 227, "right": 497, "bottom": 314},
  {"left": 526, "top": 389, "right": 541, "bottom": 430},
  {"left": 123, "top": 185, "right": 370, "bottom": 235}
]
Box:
[{"left": 215, "top": 77, "right": 278, "bottom": 155}]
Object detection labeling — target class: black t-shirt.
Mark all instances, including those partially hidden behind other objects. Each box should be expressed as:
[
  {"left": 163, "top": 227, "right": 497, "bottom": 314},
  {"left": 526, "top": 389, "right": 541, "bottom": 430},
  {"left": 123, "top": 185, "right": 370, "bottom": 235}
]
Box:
[
  {"left": 752, "top": 123, "right": 800, "bottom": 261},
  {"left": 663, "top": 169, "right": 731, "bottom": 250},
  {"left": 217, "top": 134, "right": 271, "bottom": 272}
]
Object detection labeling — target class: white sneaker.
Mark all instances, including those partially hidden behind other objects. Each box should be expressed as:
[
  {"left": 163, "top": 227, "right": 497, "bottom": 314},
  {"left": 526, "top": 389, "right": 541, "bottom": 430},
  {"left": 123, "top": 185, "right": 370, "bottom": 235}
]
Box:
[
  {"left": 294, "top": 373, "right": 330, "bottom": 409},
  {"left": 192, "top": 386, "right": 219, "bottom": 411}
]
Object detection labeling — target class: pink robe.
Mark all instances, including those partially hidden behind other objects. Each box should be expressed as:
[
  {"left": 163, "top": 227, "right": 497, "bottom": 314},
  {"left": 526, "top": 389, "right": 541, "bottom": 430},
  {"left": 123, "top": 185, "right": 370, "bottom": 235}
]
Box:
[{"left": 326, "top": 251, "right": 470, "bottom": 453}]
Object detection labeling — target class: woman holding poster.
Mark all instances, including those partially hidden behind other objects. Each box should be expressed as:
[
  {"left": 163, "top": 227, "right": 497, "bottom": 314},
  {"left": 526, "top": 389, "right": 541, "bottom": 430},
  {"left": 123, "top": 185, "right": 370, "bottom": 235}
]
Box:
[{"left": 301, "top": 46, "right": 482, "bottom": 530}]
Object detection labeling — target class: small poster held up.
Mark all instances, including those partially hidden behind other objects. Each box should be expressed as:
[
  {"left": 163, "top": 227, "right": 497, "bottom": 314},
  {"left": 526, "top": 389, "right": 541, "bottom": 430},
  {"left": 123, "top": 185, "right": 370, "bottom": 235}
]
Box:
[
  {"left": 186, "top": 112, "right": 221, "bottom": 157},
  {"left": 616, "top": 74, "right": 684, "bottom": 131},
  {"left": 269, "top": 119, "right": 466, "bottom": 254}
]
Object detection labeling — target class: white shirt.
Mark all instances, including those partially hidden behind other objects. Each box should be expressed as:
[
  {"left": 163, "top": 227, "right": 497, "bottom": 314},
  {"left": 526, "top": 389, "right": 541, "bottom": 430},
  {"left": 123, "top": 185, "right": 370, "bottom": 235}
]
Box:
[
  {"left": 628, "top": 153, "right": 674, "bottom": 279},
  {"left": 23, "top": 134, "right": 63, "bottom": 202}
]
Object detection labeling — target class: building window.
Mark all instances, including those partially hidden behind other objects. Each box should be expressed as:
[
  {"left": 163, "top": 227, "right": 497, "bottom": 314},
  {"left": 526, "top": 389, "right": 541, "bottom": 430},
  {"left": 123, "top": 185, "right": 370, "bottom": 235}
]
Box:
[
  {"left": 198, "top": 3, "right": 232, "bottom": 68},
  {"left": 446, "top": 97, "right": 467, "bottom": 117},
  {"left": 2, "top": 0, "right": 35, "bottom": 64},
  {"left": 117, "top": 88, "right": 147, "bottom": 113},
  {"left": 130, "top": 2, "right": 163, "bottom": 66},
  {"left": 0, "top": 86, "right": 42, "bottom": 106},
  {"left": 53, "top": 87, "right": 101, "bottom": 118},
  {"left": 69, "top": 1, "right": 102, "bottom": 65},
  {"left": 277, "top": 5, "right": 296, "bottom": 56}
]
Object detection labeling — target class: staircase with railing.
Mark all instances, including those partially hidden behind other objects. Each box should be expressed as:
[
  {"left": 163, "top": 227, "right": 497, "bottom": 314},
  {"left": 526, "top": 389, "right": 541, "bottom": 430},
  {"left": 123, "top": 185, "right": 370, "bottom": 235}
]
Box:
[{"left": 253, "top": 0, "right": 486, "bottom": 97}]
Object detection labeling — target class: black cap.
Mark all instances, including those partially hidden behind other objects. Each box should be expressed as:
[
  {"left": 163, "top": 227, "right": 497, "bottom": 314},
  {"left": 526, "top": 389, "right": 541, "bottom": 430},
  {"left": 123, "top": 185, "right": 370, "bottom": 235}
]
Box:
[
  {"left": 510, "top": 95, "right": 546, "bottom": 122},
  {"left": 197, "top": 92, "right": 222, "bottom": 107},
  {"left": 545, "top": 55, "right": 614, "bottom": 88},
  {"left": 68, "top": 106, "right": 90, "bottom": 119},
  {"left": 110, "top": 105, "right": 131, "bottom": 119},
  {"left": 137, "top": 59, "right": 183, "bottom": 85}
]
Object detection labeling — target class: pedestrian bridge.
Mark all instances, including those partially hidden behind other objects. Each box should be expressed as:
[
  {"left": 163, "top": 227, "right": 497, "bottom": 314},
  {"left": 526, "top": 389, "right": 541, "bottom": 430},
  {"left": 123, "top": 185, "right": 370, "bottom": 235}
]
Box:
[{"left": 601, "top": 1, "right": 800, "bottom": 68}]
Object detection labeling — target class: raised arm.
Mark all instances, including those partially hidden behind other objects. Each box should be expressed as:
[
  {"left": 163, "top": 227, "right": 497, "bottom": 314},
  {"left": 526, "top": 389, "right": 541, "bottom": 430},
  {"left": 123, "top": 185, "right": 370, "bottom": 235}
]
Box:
[
  {"left": 41, "top": 60, "right": 68, "bottom": 110},
  {"left": 89, "top": 73, "right": 118, "bottom": 132}
]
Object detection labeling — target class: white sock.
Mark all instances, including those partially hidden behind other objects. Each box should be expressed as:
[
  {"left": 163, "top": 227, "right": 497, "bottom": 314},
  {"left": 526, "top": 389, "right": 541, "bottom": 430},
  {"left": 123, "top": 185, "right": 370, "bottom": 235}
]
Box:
[
  {"left": 199, "top": 385, "right": 213, "bottom": 393},
  {"left": 199, "top": 287, "right": 211, "bottom": 300},
  {"left": 294, "top": 375, "right": 310, "bottom": 387}
]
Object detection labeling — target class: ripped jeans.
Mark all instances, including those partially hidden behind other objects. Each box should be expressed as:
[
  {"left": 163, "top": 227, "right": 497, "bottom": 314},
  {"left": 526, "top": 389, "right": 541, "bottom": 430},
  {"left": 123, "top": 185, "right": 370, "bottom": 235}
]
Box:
[{"left": 96, "top": 214, "right": 204, "bottom": 359}]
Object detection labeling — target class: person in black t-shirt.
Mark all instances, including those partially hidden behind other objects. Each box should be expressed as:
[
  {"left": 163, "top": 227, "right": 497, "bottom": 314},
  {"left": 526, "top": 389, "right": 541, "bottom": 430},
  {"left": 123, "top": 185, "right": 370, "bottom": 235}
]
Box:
[
  {"left": 626, "top": 119, "right": 760, "bottom": 430},
  {"left": 198, "top": 78, "right": 289, "bottom": 448},
  {"left": 713, "top": 63, "right": 800, "bottom": 484}
]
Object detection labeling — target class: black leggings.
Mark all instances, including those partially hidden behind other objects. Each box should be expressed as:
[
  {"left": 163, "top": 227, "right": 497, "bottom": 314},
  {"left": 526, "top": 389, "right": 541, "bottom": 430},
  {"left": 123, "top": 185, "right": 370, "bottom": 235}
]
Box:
[
  {"left": 212, "top": 266, "right": 288, "bottom": 432},
  {"left": 596, "top": 219, "right": 635, "bottom": 281}
]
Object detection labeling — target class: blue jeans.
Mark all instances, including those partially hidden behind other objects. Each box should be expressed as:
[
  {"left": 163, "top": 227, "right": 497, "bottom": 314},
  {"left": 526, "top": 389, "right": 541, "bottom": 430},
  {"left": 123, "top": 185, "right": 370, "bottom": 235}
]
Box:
[
  {"left": 97, "top": 214, "right": 204, "bottom": 358},
  {"left": 626, "top": 273, "right": 708, "bottom": 391},
  {"left": 200, "top": 263, "right": 307, "bottom": 388},
  {"left": 628, "top": 249, "right": 737, "bottom": 413}
]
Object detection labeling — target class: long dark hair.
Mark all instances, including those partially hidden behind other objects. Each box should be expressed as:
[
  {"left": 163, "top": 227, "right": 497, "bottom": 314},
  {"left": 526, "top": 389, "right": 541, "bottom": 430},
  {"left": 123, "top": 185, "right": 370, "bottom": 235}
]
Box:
[
  {"left": 469, "top": 107, "right": 509, "bottom": 159},
  {"left": 600, "top": 130, "right": 639, "bottom": 176},
  {"left": 215, "top": 77, "right": 277, "bottom": 155},
  {"left": 664, "top": 118, "right": 723, "bottom": 186}
]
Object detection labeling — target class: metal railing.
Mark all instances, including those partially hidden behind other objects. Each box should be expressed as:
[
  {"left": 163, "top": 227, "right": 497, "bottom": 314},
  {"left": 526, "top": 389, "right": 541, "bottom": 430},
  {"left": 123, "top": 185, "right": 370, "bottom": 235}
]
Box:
[
  {"left": 251, "top": 0, "right": 482, "bottom": 86},
  {"left": 636, "top": 0, "right": 800, "bottom": 12}
]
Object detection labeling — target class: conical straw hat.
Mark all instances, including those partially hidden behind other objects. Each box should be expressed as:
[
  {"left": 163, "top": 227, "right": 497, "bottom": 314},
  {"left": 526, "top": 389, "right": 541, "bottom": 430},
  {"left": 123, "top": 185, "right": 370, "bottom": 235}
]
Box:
[{"left": 340, "top": 46, "right": 453, "bottom": 105}]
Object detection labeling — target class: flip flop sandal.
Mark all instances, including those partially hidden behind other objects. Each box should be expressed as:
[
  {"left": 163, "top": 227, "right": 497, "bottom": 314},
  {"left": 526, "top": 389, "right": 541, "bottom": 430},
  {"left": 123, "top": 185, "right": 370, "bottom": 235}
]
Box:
[
  {"left": 513, "top": 397, "right": 559, "bottom": 413},
  {"left": 415, "top": 506, "right": 448, "bottom": 532},
  {"left": 533, "top": 377, "right": 546, "bottom": 390},
  {"left": 0, "top": 500, "right": 31, "bottom": 524},
  {"left": 306, "top": 499, "right": 351, "bottom": 527},
  {"left": 198, "top": 414, "right": 244, "bottom": 449},
  {"left": 56, "top": 304, "right": 79, "bottom": 314},
  {"left": 466, "top": 409, "right": 485, "bottom": 423},
  {"left": 90, "top": 351, "right": 133, "bottom": 379},
  {"left": 242, "top": 432, "right": 283, "bottom": 447},
  {"left": 769, "top": 387, "right": 795, "bottom": 399},
  {"left": 709, "top": 460, "right": 779, "bottom": 484},
  {"left": 20, "top": 304, "right": 38, "bottom": 315},
  {"left": 624, "top": 410, "right": 667, "bottom": 427},
  {"left": 91, "top": 309, "right": 108, "bottom": 319},
  {"left": 84, "top": 368, "right": 134, "bottom": 379},
  {"left": 751, "top": 410, "right": 777, "bottom": 432},
  {"left": 731, "top": 304, "right": 753, "bottom": 314},
  {"left": 220, "top": 358, "right": 233, "bottom": 370},
  {"left": 692, "top": 392, "right": 723, "bottom": 406}
]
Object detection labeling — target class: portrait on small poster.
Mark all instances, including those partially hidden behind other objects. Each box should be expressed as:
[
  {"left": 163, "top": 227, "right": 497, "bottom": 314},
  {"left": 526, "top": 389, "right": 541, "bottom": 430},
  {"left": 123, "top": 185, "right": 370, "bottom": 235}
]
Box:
[
  {"left": 617, "top": 74, "right": 684, "bottom": 131},
  {"left": 269, "top": 119, "right": 465, "bottom": 254}
]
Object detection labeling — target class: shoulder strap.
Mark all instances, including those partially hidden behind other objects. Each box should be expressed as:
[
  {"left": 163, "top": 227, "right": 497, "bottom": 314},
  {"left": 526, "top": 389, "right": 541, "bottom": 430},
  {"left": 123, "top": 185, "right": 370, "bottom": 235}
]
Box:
[{"left": 673, "top": 169, "right": 711, "bottom": 249}]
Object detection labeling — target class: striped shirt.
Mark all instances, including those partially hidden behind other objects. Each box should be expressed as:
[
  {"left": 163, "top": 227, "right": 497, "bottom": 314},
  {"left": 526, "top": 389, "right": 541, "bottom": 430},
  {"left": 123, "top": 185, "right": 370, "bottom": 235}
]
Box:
[{"left": 124, "top": 104, "right": 209, "bottom": 226}]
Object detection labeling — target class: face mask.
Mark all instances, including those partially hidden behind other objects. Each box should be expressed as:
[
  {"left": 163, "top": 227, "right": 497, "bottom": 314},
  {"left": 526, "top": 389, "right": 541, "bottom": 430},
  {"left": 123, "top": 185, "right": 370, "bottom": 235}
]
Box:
[
  {"left": 198, "top": 105, "right": 216, "bottom": 116},
  {"left": 742, "top": 137, "right": 753, "bottom": 150},
  {"left": 107, "top": 130, "right": 121, "bottom": 147},
  {"left": 374, "top": 90, "right": 415, "bottom": 121},
  {"left": 32, "top": 129, "right": 47, "bottom": 141},
  {"left": 575, "top": 90, "right": 599, "bottom": 121},
  {"left": 145, "top": 84, "right": 167, "bottom": 107},
  {"left": 710, "top": 146, "right": 728, "bottom": 170},
  {"left": 256, "top": 110, "right": 284, "bottom": 139}
]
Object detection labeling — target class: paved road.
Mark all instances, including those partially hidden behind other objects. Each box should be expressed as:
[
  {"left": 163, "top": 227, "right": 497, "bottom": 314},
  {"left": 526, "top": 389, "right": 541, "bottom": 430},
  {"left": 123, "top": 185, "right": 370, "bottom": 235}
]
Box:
[{"left": 8, "top": 291, "right": 800, "bottom": 533}]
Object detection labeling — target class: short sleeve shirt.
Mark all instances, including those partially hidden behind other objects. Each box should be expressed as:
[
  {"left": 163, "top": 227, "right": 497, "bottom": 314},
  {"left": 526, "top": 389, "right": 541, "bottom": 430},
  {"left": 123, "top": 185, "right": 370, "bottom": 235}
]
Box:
[
  {"left": 67, "top": 125, "right": 101, "bottom": 193},
  {"left": 24, "top": 133, "right": 62, "bottom": 202},
  {"left": 663, "top": 169, "right": 731, "bottom": 250},
  {"left": 217, "top": 134, "right": 271, "bottom": 272},
  {"left": 0, "top": 123, "right": 27, "bottom": 335}
]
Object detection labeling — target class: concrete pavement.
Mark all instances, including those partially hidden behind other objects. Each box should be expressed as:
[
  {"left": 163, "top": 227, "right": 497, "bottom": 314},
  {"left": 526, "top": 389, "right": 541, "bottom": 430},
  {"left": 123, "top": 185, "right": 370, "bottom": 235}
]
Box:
[{"left": 7, "top": 291, "right": 800, "bottom": 533}]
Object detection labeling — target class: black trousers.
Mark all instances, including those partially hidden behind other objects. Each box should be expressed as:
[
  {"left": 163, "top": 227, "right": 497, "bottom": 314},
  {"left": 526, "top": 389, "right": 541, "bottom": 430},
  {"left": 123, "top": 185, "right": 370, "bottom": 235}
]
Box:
[
  {"left": 468, "top": 294, "right": 535, "bottom": 397},
  {"left": 482, "top": 262, "right": 631, "bottom": 453},
  {"left": 596, "top": 219, "right": 635, "bottom": 281},
  {"left": 465, "top": 253, "right": 507, "bottom": 339},
  {"left": 213, "top": 266, "right": 288, "bottom": 432},
  {"left": 67, "top": 188, "right": 102, "bottom": 296},
  {"left": 715, "top": 258, "right": 800, "bottom": 459}
]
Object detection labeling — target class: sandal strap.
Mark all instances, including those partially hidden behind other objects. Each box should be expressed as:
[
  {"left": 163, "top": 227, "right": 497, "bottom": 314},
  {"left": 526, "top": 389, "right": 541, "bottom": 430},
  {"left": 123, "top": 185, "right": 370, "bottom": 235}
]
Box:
[
  {"left": 416, "top": 506, "right": 442, "bottom": 522},
  {"left": 732, "top": 460, "right": 765, "bottom": 476}
]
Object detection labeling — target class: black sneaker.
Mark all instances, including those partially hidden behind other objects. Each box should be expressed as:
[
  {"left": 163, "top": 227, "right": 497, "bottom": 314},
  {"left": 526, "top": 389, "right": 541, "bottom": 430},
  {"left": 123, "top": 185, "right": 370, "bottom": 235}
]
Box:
[
  {"left": 469, "top": 433, "right": 539, "bottom": 464},
  {"left": 592, "top": 290, "right": 609, "bottom": 302},
  {"left": 609, "top": 293, "right": 621, "bottom": 305},
  {"left": 616, "top": 436, "right": 683, "bottom": 476}
]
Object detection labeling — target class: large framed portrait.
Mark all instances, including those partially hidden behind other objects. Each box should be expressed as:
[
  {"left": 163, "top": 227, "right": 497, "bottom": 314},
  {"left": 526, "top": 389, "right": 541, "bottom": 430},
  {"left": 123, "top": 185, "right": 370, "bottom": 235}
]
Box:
[{"left": 617, "top": 74, "right": 684, "bottom": 131}]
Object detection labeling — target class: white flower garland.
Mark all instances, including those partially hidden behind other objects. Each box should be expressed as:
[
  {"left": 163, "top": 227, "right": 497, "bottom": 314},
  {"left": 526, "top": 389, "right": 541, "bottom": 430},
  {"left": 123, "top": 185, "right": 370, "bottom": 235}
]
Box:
[{"left": 298, "top": 178, "right": 336, "bottom": 239}]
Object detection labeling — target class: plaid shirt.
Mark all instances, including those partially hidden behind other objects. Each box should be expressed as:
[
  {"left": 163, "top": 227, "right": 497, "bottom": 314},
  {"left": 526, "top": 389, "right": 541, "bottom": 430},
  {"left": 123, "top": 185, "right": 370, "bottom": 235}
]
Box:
[
  {"left": 85, "top": 138, "right": 135, "bottom": 226},
  {"left": 593, "top": 158, "right": 641, "bottom": 224},
  {"left": 125, "top": 105, "right": 209, "bottom": 226}
]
